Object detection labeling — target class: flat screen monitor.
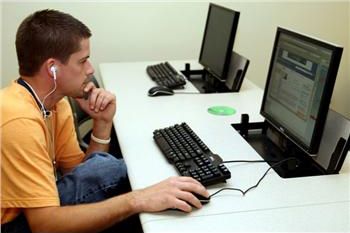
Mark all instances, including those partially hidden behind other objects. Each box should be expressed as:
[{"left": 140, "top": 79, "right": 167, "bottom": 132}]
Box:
[
  {"left": 199, "top": 3, "right": 240, "bottom": 82},
  {"left": 261, "top": 27, "right": 343, "bottom": 154}
]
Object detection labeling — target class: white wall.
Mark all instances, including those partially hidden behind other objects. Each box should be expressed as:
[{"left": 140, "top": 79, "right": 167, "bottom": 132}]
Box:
[
  {"left": 1, "top": 1, "right": 349, "bottom": 117},
  {"left": 1, "top": 2, "right": 209, "bottom": 83}
]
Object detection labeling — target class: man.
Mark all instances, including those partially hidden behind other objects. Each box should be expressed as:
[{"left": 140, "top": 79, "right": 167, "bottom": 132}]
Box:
[{"left": 1, "top": 9, "right": 209, "bottom": 233}]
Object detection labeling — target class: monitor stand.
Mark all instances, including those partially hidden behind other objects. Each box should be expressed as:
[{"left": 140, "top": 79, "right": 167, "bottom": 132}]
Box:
[
  {"left": 181, "top": 64, "right": 229, "bottom": 93},
  {"left": 181, "top": 65, "right": 207, "bottom": 93},
  {"left": 182, "top": 51, "right": 249, "bottom": 93},
  {"left": 231, "top": 114, "right": 335, "bottom": 178}
]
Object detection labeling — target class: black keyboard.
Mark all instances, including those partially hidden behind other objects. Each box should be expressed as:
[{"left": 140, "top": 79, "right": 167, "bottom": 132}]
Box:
[
  {"left": 146, "top": 62, "right": 186, "bottom": 89},
  {"left": 153, "top": 123, "right": 231, "bottom": 186}
]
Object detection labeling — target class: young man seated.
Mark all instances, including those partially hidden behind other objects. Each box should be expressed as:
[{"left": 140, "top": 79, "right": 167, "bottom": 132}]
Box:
[{"left": 1, "top": 9, "right": 209, "bottom": 233}]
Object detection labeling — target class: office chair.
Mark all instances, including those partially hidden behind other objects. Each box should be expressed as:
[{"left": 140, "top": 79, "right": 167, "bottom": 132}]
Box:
[{"left": 67, "top": 76, "right": 123, "bottom": 158}]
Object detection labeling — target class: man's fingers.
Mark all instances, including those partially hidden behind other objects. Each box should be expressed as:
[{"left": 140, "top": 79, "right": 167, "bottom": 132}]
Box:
[
  {"left": 175, "top": 191, "right": 202, "bottom": 209},
  {"left": 94, "top": 94, "right": 105, "bottom": 112},
  {"left": 172, "top": 198, "right": 192, "bottom": 213},
  {"left": 170, "top": 177, "right": 209, "bottom": 198},
  {"left": 83, "top": 81, "right": 95, "bottom": 93},
  {"left": 89, "top": 89, "right": 99, "bottom": 110},
  {"left": 177, "top": 176, "right": 205, "bottom": 186}
]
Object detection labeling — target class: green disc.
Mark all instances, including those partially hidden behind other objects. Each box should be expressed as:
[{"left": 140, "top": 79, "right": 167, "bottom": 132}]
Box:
[{"left": 207, "top": 106, "right": 236, "bottom": 116}]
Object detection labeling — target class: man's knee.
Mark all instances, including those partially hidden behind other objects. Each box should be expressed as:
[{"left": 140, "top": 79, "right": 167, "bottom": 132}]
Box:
[{"left": 83, "top": 152, "right": 128, "bottom": 181}]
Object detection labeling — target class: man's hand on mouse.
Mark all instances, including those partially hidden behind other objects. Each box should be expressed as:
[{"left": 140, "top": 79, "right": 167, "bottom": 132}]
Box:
[{"left": 131, "top": 176, "right": 209, "bottom": 213}]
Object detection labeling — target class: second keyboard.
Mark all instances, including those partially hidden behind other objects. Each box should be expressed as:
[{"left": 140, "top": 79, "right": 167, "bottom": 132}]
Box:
[{"left": 146, "top": 62, "right": 186, "bottom": 89}]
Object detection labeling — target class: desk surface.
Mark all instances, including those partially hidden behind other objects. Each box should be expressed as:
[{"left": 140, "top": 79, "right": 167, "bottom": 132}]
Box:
[{"left": 99, "top": 60, "right": 350, "bottom": 232}]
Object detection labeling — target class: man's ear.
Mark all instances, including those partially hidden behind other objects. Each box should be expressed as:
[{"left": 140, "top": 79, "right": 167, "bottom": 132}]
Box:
[{"left": 45, "top": 58, "right": 58, "bottom": 79}]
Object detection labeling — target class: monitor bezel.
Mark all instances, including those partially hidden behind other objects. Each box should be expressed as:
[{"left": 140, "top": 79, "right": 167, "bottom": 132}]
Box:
[
  {"left": 260, "top": 27, "right": 343, "bottom": 154},
  {"left": 199, "top": 3, "right": 240, "bottom": 82}
]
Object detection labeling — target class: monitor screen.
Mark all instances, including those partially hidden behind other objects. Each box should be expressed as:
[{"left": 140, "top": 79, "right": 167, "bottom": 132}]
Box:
[
  {"left": 261, "top": 27, "right": 343, "bottom": 154},
  {"left": 199, "top": 3, "right": 240, "bottom": 81}
]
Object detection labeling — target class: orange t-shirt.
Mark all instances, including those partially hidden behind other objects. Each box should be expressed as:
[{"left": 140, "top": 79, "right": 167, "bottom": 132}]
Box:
[{"left": 1, "top": 81, "right": 85, "bottom": 224}]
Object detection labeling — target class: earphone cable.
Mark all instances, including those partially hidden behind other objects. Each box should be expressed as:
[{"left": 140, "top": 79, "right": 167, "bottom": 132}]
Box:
[
  {"left": 21, "top": 79, "right": 47, "bottom": 115},
  {"left": 42, "top": 77, "right": 57, "bottom": 114},
  {"left": 22, "top": 75, "right": 57, "bottom": 117}
]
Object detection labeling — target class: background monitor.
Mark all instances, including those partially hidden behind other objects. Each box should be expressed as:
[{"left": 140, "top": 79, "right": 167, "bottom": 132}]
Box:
[
  {"left": 199, "top": 3, "right": 240, "bottom": 82},
  {"left": 261, "top": 27, "right": 343, "bottom": 154}
]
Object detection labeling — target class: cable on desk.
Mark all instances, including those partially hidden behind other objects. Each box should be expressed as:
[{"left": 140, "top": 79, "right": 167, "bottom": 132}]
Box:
[{"left": 210, "top": 157, "right": 297, "bottom": 197}]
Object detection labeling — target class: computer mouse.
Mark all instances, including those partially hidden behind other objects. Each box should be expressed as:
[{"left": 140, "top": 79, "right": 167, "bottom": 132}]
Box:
[
  {"left": 193, "top": 193, "right": 211, "bottom": 204},
  {"left": 168, "top": 193, "right": 210, "bottom": 212},
  {"left": 170, "top": 193, "right": 210, "bottom": 211},
  {"left": 148, "top": 86, "right": 174, "bottom": 97}
]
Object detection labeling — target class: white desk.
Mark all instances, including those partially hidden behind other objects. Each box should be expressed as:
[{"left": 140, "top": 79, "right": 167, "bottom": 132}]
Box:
[{"left": 99, "top": 60, "right": 350, "bottom": 232}]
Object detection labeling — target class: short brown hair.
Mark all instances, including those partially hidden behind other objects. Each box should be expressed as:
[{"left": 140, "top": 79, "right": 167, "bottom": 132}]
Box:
[{"left": 16, "top": 9, "right": 92, "bottom": 76}]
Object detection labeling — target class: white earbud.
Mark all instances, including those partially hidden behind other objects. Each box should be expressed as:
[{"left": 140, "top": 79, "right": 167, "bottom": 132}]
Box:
[
  {"left": 40, "top": 65, "right": 58, "bottom": 118},
  {"left": 50, "top": 66, "right": 57, "bottom": 80}
]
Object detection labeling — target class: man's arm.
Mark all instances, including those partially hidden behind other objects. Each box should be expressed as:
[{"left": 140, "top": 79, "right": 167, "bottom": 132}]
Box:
[
  {"left": 25, "top": 192, "right": 136, "bottom": 233},
  {"left": 74, "top": 83, "right": 116, "bottom": 156},
  {"left": 24, "top": 177, "right": 209, "bottom": 233}
]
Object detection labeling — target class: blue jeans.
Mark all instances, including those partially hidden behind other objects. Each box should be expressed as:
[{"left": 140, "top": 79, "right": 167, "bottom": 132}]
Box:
[
  {"left": 2, "top": 152, "right": 139, "bottom": 233},
  {"left": 57, "top": 152, "right": 129, "bottom": 205}
]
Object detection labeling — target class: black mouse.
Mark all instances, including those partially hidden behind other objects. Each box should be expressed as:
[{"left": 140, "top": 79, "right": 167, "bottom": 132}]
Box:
[
  {"left": 168, "top": 193, "right": 210, "bottom": 211},
  {"left": 193, "top": 193, "right": 210, "bottom": 204},
  {"left": 148, "top": 86, "right": 174, "bottom": 97}
]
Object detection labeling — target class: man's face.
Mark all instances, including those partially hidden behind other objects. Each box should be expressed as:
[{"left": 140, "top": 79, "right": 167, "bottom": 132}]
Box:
[{"left": 57, "top": 38, "right": 95, "bottom": 98}]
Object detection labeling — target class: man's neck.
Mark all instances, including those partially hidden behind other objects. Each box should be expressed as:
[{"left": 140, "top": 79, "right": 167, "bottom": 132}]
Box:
[{"left": 21, "top": 75, "right": 63, "bottom": 110}]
